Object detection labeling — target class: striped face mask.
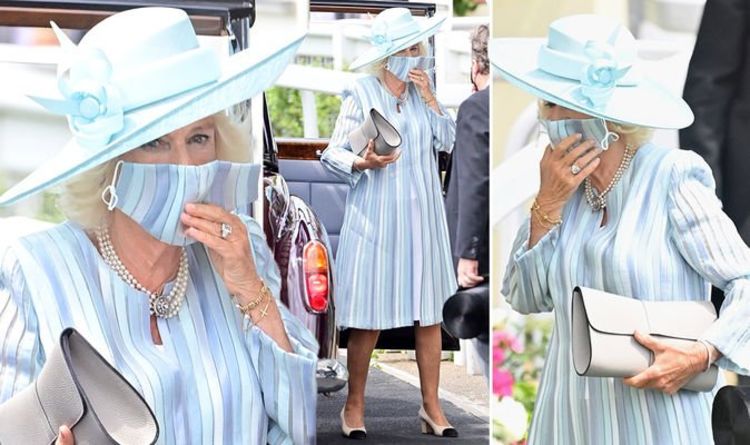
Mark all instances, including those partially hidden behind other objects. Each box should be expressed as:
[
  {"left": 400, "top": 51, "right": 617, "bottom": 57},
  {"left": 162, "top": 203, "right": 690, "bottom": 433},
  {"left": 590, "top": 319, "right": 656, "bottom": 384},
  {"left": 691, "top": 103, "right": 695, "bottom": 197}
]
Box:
[
  {"left": 101, "top": 160, "right": 261, "bottom": 246},
  {"left": 540, "top": 117, "right": 619, "bottom": 150},
  {"left": 386, "top": 56, "right": 435, "bottom": 82}
]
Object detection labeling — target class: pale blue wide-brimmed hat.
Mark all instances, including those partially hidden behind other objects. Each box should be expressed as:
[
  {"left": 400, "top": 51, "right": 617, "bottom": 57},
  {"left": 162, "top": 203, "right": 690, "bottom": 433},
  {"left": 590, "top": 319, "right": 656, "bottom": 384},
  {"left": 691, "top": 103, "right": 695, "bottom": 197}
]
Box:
[
  {"left": 489, "top": 14, "right": 693, "bottom": 129},
  {"left": 0, "top": 7, "right": 305, "bottom": 206},
  {"left": 349, "top": 7, "right": 446, "bottom": 71}
]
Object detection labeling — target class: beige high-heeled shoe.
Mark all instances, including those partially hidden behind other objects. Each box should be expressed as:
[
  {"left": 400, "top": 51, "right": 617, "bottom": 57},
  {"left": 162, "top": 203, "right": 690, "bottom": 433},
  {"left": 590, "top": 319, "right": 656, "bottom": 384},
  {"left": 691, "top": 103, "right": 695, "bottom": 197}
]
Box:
[
  {"left": 418, "top": 406, "right": 458, "bottom": 437},
  {"left": 340, "top": 408, "right": 367, "bottom": 440}
]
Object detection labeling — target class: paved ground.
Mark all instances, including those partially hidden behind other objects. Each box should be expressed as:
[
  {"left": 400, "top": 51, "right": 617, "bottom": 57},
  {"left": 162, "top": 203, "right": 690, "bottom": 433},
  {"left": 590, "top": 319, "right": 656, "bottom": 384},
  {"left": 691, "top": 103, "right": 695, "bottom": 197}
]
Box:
[{"left": 317, "top": 353, "right": 489, "bottom": 444}]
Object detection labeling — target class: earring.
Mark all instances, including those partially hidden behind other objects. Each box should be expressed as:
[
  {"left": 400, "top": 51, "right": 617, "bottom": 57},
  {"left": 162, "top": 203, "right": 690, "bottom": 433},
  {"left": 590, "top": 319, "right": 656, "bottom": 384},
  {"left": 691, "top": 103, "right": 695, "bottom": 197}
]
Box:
[{"left": 101, "top": 160, "right": 123, "bottom": 211}]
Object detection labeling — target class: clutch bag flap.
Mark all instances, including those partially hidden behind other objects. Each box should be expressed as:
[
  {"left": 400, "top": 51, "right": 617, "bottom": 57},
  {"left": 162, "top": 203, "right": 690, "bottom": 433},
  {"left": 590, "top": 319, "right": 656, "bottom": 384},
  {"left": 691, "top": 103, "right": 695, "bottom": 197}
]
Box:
[
  {"left": 349, "top": 109, "right": 380, "bottom": 156},
  {"left": 572, "top": 286, "right": 718, "bottom": 392},
  {"left": 369, "top": 109, "right": 401, "bottom": 155},
  {"left": 0, "top": 328, "right": 158, "bottom": 444}
]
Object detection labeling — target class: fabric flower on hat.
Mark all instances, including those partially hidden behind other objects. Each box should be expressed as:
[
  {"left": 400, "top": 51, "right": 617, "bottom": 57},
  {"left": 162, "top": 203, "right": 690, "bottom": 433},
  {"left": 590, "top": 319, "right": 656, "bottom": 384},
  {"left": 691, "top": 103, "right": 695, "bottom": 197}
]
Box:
[
  {"left": 31, "top": 43, "right": 125, "bottom": 149},
  {"left": 370, "top": 21, "right": 393, "bottom": 53},
  {"left": 578, "top": 40, "right": 630, "bottom": 109}
]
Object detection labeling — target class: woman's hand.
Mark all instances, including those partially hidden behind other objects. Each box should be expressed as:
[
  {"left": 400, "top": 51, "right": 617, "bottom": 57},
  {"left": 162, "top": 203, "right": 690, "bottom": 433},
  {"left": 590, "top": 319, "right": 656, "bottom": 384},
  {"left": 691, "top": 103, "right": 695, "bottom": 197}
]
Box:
[
  {"left": 528, "top": 134, "right": 602, "bottom": 247},
  {"left": 55, "top": 426, "right": 74, "bottom": 445},
  {"left": 536, "top": 134, "right": 603, "bottom": 215},
  {"left": 354, "top": 140, "right": 401, "bottom": 171},
  {"left": 408, "top": 69, "right": 434, "bottom": 103},
  {"left": 181, "top": 203, "right": 263, "bottom": 302},
  {"left": 623, "top": 331, "right": 709, "bottom": 395}
]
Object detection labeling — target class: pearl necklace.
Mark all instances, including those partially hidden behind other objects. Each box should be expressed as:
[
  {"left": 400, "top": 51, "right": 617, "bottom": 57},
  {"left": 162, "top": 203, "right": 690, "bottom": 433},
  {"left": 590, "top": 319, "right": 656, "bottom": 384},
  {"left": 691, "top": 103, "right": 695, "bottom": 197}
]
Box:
[
  {"left": 583, "top": 144, "right": 635, "bottom": 211},
  {"left": 395, "top": 87, "right": 408, "bottom": 113},
  {"left": 96, "top": 226, "right": 189, "bottom": 319}
]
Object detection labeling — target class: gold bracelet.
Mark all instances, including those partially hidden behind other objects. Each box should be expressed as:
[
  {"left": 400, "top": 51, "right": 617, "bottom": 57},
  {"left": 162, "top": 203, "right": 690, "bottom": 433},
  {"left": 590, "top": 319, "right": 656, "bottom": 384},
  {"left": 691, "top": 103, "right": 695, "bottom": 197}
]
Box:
[
  {"left": 235, "top": 281, "right": 270, "bottom": 315},
  {"left": 531, "top": 207, "right": 554, "bottom": 230},
  {"left": 251, "top": 300, "right": 272, "bottom": 324},
  {"left": 531, "top": 199, "right": 562, "bottom": 227}
]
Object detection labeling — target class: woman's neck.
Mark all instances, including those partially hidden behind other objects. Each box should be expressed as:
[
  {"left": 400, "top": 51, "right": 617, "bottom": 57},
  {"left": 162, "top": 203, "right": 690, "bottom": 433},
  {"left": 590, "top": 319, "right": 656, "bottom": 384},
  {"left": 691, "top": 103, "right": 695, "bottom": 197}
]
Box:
[
  {"left": 587, "top": 138, "right": 628, "bottom": 192},
  {"left": 105, "top": 211, "right": 183, "bottom": 293},
  {"left": 382, "top": 70, "right": 407, "bottom": 98}
]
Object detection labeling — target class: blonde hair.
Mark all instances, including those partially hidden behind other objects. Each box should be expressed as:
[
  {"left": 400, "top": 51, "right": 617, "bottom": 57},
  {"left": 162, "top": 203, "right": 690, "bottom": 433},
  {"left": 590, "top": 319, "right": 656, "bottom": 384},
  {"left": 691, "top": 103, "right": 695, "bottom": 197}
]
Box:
[
  {"left": 57, "top": 112, "right": 251, "bottom": 229},
  {"left": 538, "top": 100, "right": 653, "bottom": 148},
  {"left": 365, "top": 42, "right": 428, "bottom": 79}
]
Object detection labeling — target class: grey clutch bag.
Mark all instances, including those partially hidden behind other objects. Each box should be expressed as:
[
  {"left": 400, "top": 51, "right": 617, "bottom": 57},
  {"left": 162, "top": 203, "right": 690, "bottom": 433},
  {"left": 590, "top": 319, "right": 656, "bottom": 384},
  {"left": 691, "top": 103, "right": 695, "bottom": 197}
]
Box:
[
  {"left": 0, "top": 328, "right": 159, "bottom": 445},
  {"left": 349, "top": 107, "right": 402, "bottom": 157},
  {"left": 571, "top": 286, "right": 719, "bottom": 392}
]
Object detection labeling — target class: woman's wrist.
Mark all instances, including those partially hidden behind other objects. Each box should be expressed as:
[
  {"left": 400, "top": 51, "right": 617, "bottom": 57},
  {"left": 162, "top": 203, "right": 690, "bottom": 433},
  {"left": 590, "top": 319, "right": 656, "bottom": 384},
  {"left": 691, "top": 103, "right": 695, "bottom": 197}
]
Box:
[
  {"left": 533, "top": 195, "right": 564, "bottom": 221},
  {"left": 234, "top": 280, "right": 275, "bottom": 325},
  {"left": 353, "top": 158, "right": 367, "bottom": 172}
]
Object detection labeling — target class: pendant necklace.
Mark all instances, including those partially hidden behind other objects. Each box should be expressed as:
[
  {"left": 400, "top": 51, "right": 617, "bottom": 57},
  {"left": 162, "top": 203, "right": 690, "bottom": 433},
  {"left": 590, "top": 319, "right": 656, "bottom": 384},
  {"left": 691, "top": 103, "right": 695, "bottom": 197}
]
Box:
[
  {"left": 96, "top": 226, "right": 189, "bottom": 318},
  {"left": 583, "top": 144, "right": 635, "bottom": 211}
]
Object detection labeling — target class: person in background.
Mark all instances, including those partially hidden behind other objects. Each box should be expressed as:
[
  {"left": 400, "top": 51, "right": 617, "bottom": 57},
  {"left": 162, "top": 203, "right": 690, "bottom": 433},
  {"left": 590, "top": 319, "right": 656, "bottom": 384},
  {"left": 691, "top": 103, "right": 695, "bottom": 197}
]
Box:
[
  {"left": 444, "top": 24, "right": 490, "bottom": 379},
  {"left": 681, "top": 0, "right": 750, "bottom": 385}
]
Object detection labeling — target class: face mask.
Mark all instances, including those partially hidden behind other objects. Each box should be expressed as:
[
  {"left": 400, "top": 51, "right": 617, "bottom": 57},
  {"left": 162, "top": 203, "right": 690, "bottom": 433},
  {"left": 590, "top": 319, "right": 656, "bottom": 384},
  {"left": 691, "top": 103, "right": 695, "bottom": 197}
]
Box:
[
  {"left": 101, "top": 160, "right": 261, "bottom": 246},
  {"left": 540, "top": 117, "right": 619, "bottom": 150},
  {"left": 386, "top": 56, "right": 435, "bottom": 82}
]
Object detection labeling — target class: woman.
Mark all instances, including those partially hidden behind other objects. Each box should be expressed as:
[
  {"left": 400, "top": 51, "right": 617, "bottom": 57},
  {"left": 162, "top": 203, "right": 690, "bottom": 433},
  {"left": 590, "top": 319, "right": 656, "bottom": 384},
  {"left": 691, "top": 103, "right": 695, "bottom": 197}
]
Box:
[
  {"left": 320, "top": 7, "right": 458, "bottom": 439},
  {"left": 0, "top": 8, "right": 317, "bottom": 445},
  {"left": 493, "top": 15, "right": 750, "bottom": 444}
]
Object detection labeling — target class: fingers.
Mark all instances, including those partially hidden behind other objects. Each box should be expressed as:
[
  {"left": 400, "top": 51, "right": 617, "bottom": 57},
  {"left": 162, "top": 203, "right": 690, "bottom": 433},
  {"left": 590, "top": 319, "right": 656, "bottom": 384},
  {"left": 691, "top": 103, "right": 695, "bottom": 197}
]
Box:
[
  {"left": 562, "top": 139, "right": 596, "bottom": 164},
  {"left": 459, "top": 272, "right": 484, "bottom": 288},
  {"left": 184, "top": 202, "right": 232, "bottom": 223},
  {"left": 375, "top": 149, "right": 401, "bottom": 167},
  {"left": 623, "top": 367, "right": 656, "bottom": 389},
  {"left": 633, "top": 330, "right": 663, "bottom": 353},
  {"left": 56, "top": 426, "right": 74, "bottom": 445},
  {"left": 184, "top": 224, "right": 228, "bottom": 252},
  {"left": 574, "top": 147, "right": 604, "bottom": 171},
  {"left": 181, "top": 212, "right": 224, "bottom": 239},
  {"left": 552, "top": 133, "right": 583, "bottom": 156}
]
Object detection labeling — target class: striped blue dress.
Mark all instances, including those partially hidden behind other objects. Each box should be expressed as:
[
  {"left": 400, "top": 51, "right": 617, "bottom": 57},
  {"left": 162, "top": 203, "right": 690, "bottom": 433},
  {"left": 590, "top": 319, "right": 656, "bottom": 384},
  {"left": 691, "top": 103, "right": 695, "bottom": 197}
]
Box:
[
  {"left": 502, "top": 143, "right": 750, "bottom": 444},
  {"left": 321, "top": 75, "right": 457, "bottom": 329},
  {"left": 0, "top": 216, "right": 318, "bottom": 444}
]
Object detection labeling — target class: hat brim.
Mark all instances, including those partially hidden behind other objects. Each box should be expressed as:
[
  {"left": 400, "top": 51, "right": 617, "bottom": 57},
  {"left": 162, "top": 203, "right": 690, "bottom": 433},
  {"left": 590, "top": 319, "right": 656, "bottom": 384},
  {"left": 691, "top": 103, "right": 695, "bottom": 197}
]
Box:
[
  {"left": 0, "top": 33, "right": 305, "bottom": 207},
  {"left": 489, "top": 38, "right": 694, "bottom": 129},
  {"left": 349, "top": 15, "right": 446, "bottom": 71}
]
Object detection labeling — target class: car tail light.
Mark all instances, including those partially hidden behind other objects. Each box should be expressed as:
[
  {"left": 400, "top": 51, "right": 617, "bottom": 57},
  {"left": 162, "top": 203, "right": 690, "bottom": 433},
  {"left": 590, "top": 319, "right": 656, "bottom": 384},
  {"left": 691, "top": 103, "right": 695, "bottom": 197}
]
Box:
[{"left": 303, "top": 241, "right": 329, "bottom": 312}]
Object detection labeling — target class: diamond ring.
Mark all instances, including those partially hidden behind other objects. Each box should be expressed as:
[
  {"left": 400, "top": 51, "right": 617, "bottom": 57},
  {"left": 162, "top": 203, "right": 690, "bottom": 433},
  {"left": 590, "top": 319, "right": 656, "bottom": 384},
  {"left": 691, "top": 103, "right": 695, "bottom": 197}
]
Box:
[
  {"left": 570, "top": 163, "right": 582, "bottom": 175},
  {"left": 220, "top": 222, "right": 233, "bottom": 240}
]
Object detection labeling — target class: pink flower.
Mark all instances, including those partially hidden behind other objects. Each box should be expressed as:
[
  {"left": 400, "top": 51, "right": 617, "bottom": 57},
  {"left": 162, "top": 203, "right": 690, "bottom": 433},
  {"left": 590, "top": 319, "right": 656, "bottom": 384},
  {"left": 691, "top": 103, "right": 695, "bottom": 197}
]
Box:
[
  {"left": 493, "top": 369, "right": 514, "bottom": 397},
  {"left": 493, "top": 346, "right": 505, "bottom": 365},
  {"left": 494, "top": 330, "right": 523, "bottom": 353}
]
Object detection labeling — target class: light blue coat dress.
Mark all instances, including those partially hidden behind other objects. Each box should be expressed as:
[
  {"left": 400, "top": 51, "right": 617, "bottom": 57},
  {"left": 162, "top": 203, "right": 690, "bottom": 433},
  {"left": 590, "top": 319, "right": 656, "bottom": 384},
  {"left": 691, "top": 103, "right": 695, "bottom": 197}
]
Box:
[
  {"left": 502, "top": 144, "right": 750, "bottom": 444},
  {"left": 0, "top": 217, "right": 318, "bottom": 445},
  {"left": 321, "top": 76, "right": 457, "bottom": 330}
]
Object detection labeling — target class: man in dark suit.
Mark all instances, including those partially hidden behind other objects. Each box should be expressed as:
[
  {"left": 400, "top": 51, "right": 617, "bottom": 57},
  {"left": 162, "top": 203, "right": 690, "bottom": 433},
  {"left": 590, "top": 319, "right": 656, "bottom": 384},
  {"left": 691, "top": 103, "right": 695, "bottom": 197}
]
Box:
[
  {"left": 681, "top": 0, "right": 750, "bottom": 245},
  {"left": 445, "top": 24, "right": 490, "bottom": 285},
  {"left": 680, "top": 0, "right": 749, "bottom": 384},
  {"left": 444, "top": 24, "right": 490, "bottom": 378}
]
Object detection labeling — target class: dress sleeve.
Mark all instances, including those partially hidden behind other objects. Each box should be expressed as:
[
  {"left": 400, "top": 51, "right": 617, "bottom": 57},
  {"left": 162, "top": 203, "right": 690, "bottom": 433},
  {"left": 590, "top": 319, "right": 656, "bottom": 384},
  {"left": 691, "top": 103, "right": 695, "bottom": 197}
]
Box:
[
  {"left": 320, "top": 87, "right": 366, "bottom": 188},
  {"left": 239, "top": 216, "right": 319, "bottom": 445},
  {"left": 667, "top": 150, "right": 750, "bottom": 375},
  {"left": 500, "top": 217, "right": 559, "bottom": 314},
  {"left": 0, "top": 245, "right": 44, "bottom": 403},
  {"left": 426, "top": 98, "right": 456, "bottom": 153}
]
